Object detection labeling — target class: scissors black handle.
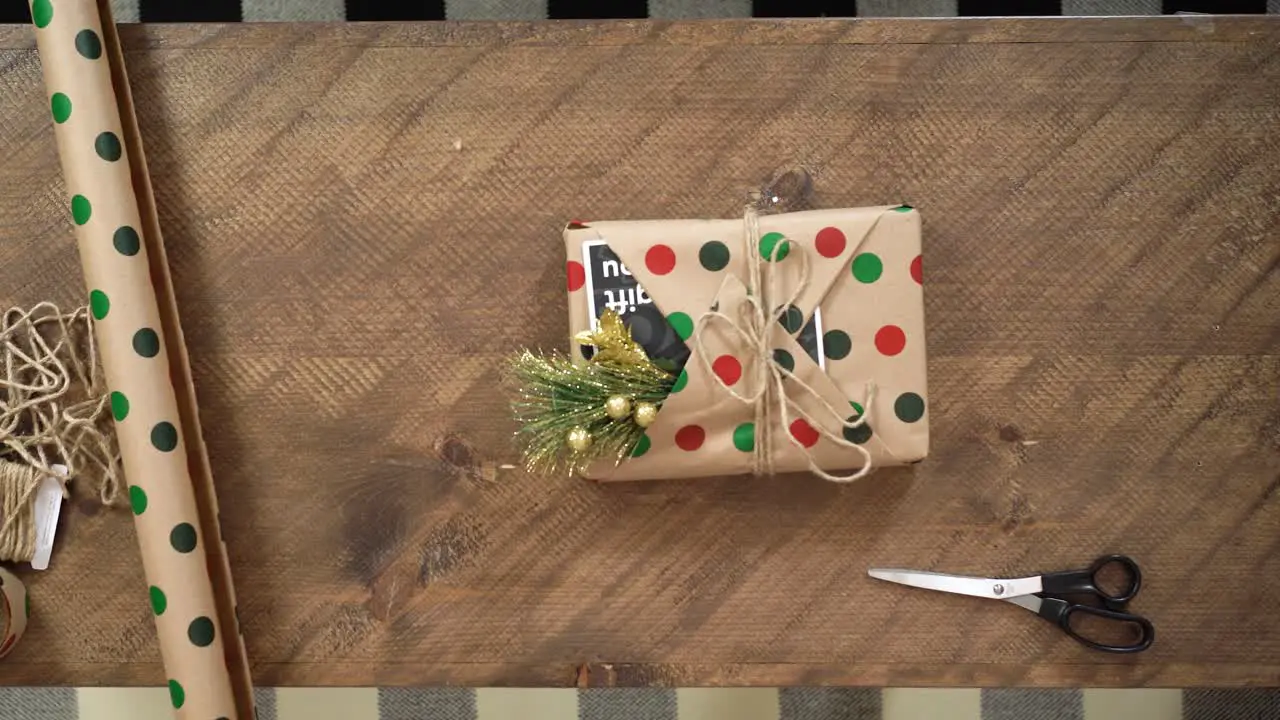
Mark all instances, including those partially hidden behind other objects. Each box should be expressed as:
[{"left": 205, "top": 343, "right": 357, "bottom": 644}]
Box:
[
  {"left": 1040, "top": 554, "right": 1141, "bottom": 611},
  {"left": 1037, "top": 596, "right": 1155, "bottom": 653}
]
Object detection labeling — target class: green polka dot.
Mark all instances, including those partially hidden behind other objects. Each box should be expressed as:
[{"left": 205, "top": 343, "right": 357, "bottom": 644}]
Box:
[
  {"left": 895, "top": 392, "right": 926, "bottom": 423},
  {"left": 50, "top": 93, "right": 71, "bottom": 124},
  {"left": 113, "top": 226, "right": 141, "bottom": 256},
  {"left": 671, "top": 368, "right": 688, "bottom": 393},
  {"left": 772, "top": 348, "right": 794, "bottom": 373},
  {"left": 778, "top": 304, "right": 804, "bottom": 334},
  {"left": 843, "top": 409, "right": 873, "bottom": 445},
  {"left": 132, "top": 328, "right": 160, "bottom": 357},
  {"left": 31, "top": 0, "right": 52, "bottom": 28},
  {"left": 149, "top": 585, "right": 167, "bottom": 616},
  {"left": 88, "top": 289, "right": 109, "bottom": 320},
  {"left": 94, "top": 131, "right": 121, "bottom": 162},
  {"left": 74, "top": 29, "right": 102, "bottom": 59},
  {"left": 759, "top": 232, "right": 790, "bottom": 262},
  {"left": 187, "top": 616, "right": 216, "bottom": 647},
  {"left": 110, "top": 391, "right": 129, "bottom": 421},
  {"left": 128, "top": 485, "right": 147, "bottom": 515},
  {"left": 71, "top": 195, "right": 91, "bottom": 225},
  {"left": 168, "top": 680, "right": 185, "bottom": 709},
  {"left": 698, "top": 241, "right": 730, "bottom": 271},
  {"left": 631, "top": 434, "right": 650, "bottom": 458},
  {"left": 823, "top": 329, "right": 851, "bottom": 360},
  {"left": 892, "top": 204, "right": 914, "bottom": 212},
  {"left": 732, "top": 422, "right": 755, "bottom": 452},
  {"left": 667, "top": 312, "right": 693, "bottom": 341},
  {"left": 169, "top": 523, "right": 197, "bottom": 553},
  {"left": 852, "top": 253, "right": 883, "bottom": 283},
  {"left": 151, "top": 421, "right": 178, "bottom": 452}
]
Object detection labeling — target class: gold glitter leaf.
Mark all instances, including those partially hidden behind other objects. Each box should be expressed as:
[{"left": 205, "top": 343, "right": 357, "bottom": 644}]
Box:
[{"left": 573, "top": 309, "right": 653, "bottom": 368}]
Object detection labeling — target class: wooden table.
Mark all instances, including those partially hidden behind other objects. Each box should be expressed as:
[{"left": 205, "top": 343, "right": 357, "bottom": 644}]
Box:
[{"left": 1, "top": 17, "right": 1277, "bottom": 689}]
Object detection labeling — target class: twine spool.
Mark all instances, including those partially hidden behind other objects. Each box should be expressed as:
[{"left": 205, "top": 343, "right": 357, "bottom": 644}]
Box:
[
  {"left": 0, "top": 302, "right": 120, "bottom": 562},
  {"left": 0, "top": 462, "right": 46, "bottom": 563}
]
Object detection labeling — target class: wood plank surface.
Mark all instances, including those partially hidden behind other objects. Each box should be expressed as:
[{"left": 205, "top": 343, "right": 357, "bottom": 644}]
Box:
[{"left": 0, "top": 18, "right": 1277, "bottom": 688}]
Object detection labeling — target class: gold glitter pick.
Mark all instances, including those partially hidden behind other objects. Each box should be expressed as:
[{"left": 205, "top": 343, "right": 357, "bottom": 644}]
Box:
[{"left": 573, "top": 309, "right": 652, "bottom": 368}]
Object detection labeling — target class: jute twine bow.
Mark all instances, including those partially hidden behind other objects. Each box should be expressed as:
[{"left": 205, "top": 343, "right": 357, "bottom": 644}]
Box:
[
  {"left": 692, "top": 206, "right": 886, "bottom": 483},
  {"left": 0, "top": 302, "right": 121, "bottom": 563}
]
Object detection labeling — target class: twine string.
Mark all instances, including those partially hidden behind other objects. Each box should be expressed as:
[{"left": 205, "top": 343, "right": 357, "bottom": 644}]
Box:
[
  {"left": 0, "top": 302, "right": 121, "bottom": 563},
  {"left": 692, "top": 206, "right": 881, "bottom": 483},
  {"left": 0, "top": 462, "right": 41, "bottom": 563}
]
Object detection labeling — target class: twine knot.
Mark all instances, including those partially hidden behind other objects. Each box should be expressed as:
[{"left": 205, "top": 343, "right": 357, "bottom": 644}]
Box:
[{"left": 692, "top": 206, "right": 880, "bottom": 483}]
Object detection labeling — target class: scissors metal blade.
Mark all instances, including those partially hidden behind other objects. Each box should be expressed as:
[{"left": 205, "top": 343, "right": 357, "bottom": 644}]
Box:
[{"left": 868, "top": 568, "right": 1044, "bottom": 600}]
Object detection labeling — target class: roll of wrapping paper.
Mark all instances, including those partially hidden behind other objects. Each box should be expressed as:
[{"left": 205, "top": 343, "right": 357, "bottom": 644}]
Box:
[
  {"left": 30, "top": 1, "right": 253, "bottom": 717},
  {"left": 0, "top": 568, "right": 28, "bottom": 659}
]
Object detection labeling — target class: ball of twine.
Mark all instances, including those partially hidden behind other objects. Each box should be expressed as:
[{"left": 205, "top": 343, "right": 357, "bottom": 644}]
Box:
[{"left": 0, "top": 302, "right": 120, "bottom": 563}]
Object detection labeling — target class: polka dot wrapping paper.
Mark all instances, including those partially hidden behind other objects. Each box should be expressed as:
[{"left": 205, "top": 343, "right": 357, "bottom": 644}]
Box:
[
  {"left": 28, "top": 0, "right": 252, "bottom": 717},
  {"left": 565, "top": 206, "right": 929, "bottom": 481},
  {"left": 0, "top": 568, "right": 28, "bottom": 660}
]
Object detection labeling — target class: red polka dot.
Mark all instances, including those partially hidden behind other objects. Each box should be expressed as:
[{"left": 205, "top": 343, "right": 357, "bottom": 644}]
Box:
[
  {"left": 910, "top": 255, "right": 923, "bottom": 285},
  {"left": 789, "top": 418, "right": 820, "bottom": 448},
  {"left": 711, "top": 355, "right": 742, "bottom": 386},
  {"left": 645, "top": 244, "right": 676, "bottom": 275},
  {"left": 675, "top": 425, "right": 705, "bottom": 451},
  {"left": 566, "top": 261, "right": 585, "bottom": 292},
  {"left": 815, "top": 227, "right": 847, "bottom": 258},
  {"left": 875, "top": 325, "right": 907, "bottom": 356}
]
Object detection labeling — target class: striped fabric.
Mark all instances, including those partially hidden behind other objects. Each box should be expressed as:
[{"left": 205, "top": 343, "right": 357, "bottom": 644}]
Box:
[
  {"left": 2, "top": 688, "right": 1278, "bottom": 719},
  {"left": 0, "top": 0, "right": 1278, "bottom": 22}
]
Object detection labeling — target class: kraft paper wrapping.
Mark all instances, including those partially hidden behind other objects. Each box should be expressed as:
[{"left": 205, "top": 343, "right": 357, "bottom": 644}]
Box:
[
  {"left": 30, "top": 1, "right": 247, "bottom": 716},
  {"left": 0, "top": 568, "right": 28, "bottom": 659},
  {"left": 565, "top": 206, "right": 928, "bottom": 481}
]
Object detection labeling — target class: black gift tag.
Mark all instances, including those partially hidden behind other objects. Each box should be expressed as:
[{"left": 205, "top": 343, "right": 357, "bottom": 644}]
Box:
[
  {"left": 583, "top": 241, "right": 689, "bottom": 373},
  {"left": 581, "top": 240, "right": 824, "bottom": 374},
  {"left": 797, "top": 314, "right": 822, "bottom": 365}
]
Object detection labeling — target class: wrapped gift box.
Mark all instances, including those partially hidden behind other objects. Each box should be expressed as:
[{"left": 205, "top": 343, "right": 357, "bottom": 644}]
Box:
[{"left": 563, "top": 205, "right": 929, "bottom": 481}]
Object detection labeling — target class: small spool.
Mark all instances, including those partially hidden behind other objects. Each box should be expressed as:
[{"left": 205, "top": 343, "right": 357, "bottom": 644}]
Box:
[
  {"left": 0, "top": 460, "right": 44, "bottom": 564},
  {"left": 0, "top": 565, "right": 29, "bottom": 659}
]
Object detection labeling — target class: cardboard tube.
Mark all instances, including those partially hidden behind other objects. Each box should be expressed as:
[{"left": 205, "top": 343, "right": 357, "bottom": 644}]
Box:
[{"left": 29, "top": 1, "right": 252, "bottom": 716}]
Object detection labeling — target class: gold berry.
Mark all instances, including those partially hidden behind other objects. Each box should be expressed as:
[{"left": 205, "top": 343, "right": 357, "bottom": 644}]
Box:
[
  {"left": 567, "top": 426, "right": 592, "bottom": 452},
  {"left": 633, "top": 402, "right": 658, "bottom": 428},
  {"left": 605, "top": 394, "right": 633, "bottom": 420}
]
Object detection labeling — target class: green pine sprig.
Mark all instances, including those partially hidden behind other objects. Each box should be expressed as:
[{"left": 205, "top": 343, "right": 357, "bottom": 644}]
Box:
[{"left": 507, "top": 349, "right": 673, "bottom": 476}]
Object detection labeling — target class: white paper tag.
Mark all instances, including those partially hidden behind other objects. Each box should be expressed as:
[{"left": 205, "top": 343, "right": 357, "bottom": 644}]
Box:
[{"left": 29, "top": 464, "right": 66, "bottom": 571}]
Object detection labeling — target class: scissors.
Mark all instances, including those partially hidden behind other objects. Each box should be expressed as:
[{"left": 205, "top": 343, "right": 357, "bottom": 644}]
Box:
[{"left": 868, "top": 554, "right": 1155, "bottom": 653}]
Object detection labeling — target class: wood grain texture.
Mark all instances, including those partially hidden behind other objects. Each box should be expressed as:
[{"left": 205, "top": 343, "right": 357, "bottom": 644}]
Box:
[{"left": 0, "top": 18, "right": 1277, "bottom": 688}]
